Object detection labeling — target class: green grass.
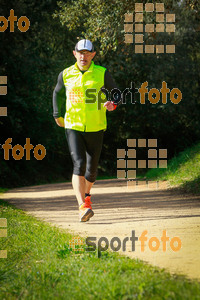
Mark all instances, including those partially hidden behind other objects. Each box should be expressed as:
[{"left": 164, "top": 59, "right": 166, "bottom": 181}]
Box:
[
  {"left": 0, "top": 188, "right": 8, "bottom": 193},
  {"left": 145, "top": 142, "right": 200, "bottom": 194},
  {"left": 0, "top": 198, "right": 200, "bottom": 299}
]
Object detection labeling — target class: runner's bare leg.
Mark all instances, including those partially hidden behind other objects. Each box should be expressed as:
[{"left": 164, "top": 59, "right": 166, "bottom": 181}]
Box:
[
  {"left": 72, "top": 174, "right": 85, "bottom": 206},
  {"left": 85, "top": 179, "right": 94, "bottom": 194},
  {"left": 72, "top": 175, "right": 94, "bottom": 206}
]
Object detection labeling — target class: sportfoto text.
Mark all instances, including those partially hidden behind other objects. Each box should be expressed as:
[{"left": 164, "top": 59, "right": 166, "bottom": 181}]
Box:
[
  {"left": 85, "top": 230, "right": 181, "bottom": 253},
  {"left": 0, "top": 9, "right": 30, "bottom": 32},
  {"left": 85, "top": 81, "right": 182, "bottom": 109},
  {"left": 1, "top": 138, "right": 46, "bottom": 160}
]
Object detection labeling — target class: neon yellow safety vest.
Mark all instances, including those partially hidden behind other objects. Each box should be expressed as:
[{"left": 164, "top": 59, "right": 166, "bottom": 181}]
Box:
[{"left": 63, "top": 61, "right": 107, "bottom": 132}]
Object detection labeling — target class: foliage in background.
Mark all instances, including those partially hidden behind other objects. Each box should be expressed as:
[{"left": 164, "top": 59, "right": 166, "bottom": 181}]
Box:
[
  {"left": 145, "top": 141, "right": 200, "bottom": 193},
  {"left": 0, "top": 0, "right": 74, "bottom": 187},
  {"left": 0, "top": 0, "right": 200, "bottom": 187}
]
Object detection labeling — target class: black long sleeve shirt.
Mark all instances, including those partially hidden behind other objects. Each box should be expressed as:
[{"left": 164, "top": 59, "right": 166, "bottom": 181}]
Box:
[{"left": 53, "top": 69, "right": 121, "bottom": 118}]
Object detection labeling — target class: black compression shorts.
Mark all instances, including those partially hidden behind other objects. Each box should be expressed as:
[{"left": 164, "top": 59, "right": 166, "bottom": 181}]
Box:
[{"left": 65, "top": 129, "right": 104, "bottom": 183}]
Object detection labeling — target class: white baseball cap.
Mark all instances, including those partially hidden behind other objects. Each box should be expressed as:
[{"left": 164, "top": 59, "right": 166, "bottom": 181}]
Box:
[{"left": 75, "top": 39, "right": 94, "bottom": 52}]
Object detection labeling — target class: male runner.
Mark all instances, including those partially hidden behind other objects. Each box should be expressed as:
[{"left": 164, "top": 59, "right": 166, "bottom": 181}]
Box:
[{"left": 53, "top": 39, "right": 120, "bottom": 222}]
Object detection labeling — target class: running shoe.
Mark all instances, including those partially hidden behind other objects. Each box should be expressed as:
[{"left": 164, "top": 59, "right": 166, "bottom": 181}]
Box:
[{"left": 79, "top": 195, "right": 94, "bottom": 222}]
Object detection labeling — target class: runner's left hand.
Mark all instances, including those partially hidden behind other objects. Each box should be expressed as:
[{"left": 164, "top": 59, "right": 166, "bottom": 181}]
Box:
[{"left": 103, "top": 101, "right": 115, "bottom": 111}]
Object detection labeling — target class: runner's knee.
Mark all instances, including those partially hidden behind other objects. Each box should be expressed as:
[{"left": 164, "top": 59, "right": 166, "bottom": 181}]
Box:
[
  {"left": 73, "top": 159, "right": 86, "bottom": 176},
  {"left": 85, "top": 169, "right": 97, "bottom": 183}
]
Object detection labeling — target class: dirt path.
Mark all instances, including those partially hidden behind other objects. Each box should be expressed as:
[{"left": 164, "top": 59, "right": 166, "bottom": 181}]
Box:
[{"left": 1, "top": 179, "right": 200, "bottom": 281}]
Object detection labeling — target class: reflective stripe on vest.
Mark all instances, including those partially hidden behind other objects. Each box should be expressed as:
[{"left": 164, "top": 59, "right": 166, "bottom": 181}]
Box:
[{"left": 63, "top": 61, "right": 107, "bottom": 132}]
